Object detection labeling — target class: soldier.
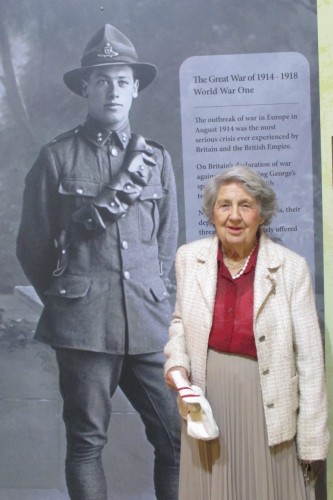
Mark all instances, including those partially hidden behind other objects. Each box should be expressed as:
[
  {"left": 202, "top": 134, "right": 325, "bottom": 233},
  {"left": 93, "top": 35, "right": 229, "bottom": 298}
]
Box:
[{"left": 17, "top": 24, "right": 180, "bottom": 500}]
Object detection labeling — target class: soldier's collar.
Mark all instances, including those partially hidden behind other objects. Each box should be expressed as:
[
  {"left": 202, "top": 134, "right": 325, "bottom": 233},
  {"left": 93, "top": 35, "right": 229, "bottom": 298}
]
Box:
[{"left": 82, "top": 117, "right": 131, "bottom": 148}]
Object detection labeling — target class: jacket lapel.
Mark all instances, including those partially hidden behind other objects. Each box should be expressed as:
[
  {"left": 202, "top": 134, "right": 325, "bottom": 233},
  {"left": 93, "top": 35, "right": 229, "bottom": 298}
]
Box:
[
  {"left": 195, "top": 236, "right": 219, "bottom": 315},
  {"left": 254, "top": 234, "right": 281, "bottom": 318}
]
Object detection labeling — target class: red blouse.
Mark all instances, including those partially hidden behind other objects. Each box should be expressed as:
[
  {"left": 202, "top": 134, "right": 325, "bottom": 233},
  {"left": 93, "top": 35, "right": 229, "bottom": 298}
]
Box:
[{"left": 208, "top": 242, "right": 259, "bottom": 359}]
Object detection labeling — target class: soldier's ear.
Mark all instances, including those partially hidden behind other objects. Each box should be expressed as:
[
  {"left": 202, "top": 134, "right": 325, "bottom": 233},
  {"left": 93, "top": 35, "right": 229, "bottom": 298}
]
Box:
[
  {"left": 133, "top": 79, "right": 139, "bottom": 99},
  {"left": 81, "top": 80, "right": 89, "bottom": 98}
]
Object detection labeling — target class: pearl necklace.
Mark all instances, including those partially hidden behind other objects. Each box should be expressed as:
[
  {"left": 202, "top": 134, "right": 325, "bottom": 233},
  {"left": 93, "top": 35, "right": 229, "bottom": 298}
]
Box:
[
  {"left": 223, "top": 256, "right": 247, "bottom": 269},
  {"left": 223, "top": 242, "right": 257, "bottom": 280}
]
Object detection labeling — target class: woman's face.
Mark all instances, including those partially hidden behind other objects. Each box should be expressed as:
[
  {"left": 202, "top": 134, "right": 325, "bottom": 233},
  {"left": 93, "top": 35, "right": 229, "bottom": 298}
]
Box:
[{"left": 211, "top": 182, "right": 264, "bottom": 254}]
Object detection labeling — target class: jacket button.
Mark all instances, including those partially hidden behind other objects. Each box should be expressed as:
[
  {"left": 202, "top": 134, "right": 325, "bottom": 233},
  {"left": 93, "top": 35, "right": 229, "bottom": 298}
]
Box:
[
  {"left": 259, "top": 335, "right": 266, "bottom": 342},
  {"left": 111, "top": 147, "right": 118, "bottom": 157},
  {"left": 122, "top": 241, "right": 128, "bottom": 249},
  {"left": 262, "top": 369, "right": 269, "bottom": 375},
  {"left": 60, "top": 288, "right": 66, "bottom": 295},
  {"left": 123, "top": 271, "right": 130, "bottom": 280},
  {"left": 266, "top": 403, "right": 274, "bottom": 409},
  {"left": 76, "top": 188, "right": 83, "bottom": 194}
]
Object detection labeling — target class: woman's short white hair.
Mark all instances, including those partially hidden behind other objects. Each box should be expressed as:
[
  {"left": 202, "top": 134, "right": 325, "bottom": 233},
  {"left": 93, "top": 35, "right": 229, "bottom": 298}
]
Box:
[{"left": 203, "top": 165, "right": 278, "bottom": 225}]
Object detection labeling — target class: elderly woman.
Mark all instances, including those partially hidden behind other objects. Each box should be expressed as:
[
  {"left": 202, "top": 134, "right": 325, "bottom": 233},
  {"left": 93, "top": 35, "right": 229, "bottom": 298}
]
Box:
[{"left": 164, "top": 165, "right": 329, "bottom": 500}]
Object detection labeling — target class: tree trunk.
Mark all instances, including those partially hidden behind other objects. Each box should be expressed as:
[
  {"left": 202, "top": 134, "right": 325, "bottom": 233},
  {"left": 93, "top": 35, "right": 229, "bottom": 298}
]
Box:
[{"left": 0, "top": 13, "right": 36, "bottom": 147}]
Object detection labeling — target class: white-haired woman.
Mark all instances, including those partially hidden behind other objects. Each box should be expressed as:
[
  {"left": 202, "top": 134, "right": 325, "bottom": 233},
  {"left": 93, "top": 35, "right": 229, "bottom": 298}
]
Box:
[{"left": 164, "top": 165, "right": 329, "bottom": 500}]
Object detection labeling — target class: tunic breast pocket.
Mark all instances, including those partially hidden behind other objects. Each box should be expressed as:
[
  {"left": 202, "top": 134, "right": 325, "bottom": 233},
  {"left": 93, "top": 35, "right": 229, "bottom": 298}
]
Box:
[
  {"left": 58, "top": 178, "right": 101, "bottom": 208},
  {"left": 138, "top": 184, "right": 165, "bottom": 243}
]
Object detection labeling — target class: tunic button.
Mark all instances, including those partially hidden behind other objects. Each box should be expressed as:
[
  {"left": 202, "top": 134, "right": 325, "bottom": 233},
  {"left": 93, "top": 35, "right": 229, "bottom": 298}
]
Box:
[
  {"left": 153, "top": 193, "right": 158, "bottom": 198},
  {"left": 76, "top": 188, "right": 83, "bottom": 194},
  {"left": 259, "top": 335, "right": 266, "bottom": 342},
  {"left": 60, "top": 288, "right": 66, "bottom": 295},
  {"left": 61, "top": 249, "right": 66, "bottom": 255},
  {"left": 111, "top": 147, "right": 118, "bottom": 157},
  {"left": 97, "top": 133, "right": 103, "bottom": 143},
  {"left": 123, "top": 271, "right": 130, "bottom": 280},
  {"left": 163, "top": 291, "right": 168, "bottom": 297},
  {"left": 122, "top": 241, "right": 128, "bottom": 249},
  {"left": 263, "top": 369, "right": 269, "bottom": 375},
  {"left": 122, "top": 133, "right": 127, "bottom": 142}
]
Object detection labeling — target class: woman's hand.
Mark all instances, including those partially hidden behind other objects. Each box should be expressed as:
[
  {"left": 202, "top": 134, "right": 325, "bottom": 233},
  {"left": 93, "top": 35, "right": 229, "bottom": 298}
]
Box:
[
  {"left": 298, "top": 459, "right": 324, "bottom": 485},
  {"left": 165, "top": 366, "right": 190, "bottom": 390}
]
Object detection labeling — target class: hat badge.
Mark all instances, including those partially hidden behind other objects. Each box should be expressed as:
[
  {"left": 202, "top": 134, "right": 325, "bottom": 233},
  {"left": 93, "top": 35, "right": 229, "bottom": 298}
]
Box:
[{"left": 98, "top": 42, "right": 119, "bottom": 58}]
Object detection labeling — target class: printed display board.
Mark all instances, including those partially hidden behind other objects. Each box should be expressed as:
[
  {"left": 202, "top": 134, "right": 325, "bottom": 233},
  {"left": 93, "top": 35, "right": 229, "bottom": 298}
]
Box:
[{"left": 180, "top": 52, "right": 314, "bottom": 272}]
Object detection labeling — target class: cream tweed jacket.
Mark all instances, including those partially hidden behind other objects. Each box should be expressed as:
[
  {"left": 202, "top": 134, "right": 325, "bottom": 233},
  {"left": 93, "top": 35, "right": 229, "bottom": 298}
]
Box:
[{"left": 164, "top": 234, "right": 329, "bottom": 460}]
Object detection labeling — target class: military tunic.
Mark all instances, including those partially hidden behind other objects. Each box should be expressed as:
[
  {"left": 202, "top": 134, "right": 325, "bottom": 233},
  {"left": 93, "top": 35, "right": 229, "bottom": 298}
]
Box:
[{"left": 17, "top": 117, "right": 178, "bottom": 354}]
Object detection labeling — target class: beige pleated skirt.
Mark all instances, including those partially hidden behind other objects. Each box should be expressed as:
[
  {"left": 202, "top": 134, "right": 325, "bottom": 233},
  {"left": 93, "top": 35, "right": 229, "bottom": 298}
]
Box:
[{"left": 179, "top": 349, "right": 315, "bottom": 500}]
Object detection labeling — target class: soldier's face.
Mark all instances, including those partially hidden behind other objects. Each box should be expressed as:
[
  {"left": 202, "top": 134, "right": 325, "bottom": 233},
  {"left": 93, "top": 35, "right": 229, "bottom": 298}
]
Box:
[{"left": 83, "top": 65, "right": 139, "bottom": 129}]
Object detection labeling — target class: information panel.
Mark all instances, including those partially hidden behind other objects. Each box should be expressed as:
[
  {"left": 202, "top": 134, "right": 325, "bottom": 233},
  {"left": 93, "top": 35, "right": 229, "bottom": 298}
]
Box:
[{"left": 180, "top": 52, "right": 314, "bottom": 271}]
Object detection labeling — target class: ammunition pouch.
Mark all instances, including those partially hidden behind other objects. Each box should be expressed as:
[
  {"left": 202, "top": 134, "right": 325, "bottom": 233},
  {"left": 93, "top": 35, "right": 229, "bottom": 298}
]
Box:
[{"left": 72, "top": 134, "right": 156, "bottom": 231}]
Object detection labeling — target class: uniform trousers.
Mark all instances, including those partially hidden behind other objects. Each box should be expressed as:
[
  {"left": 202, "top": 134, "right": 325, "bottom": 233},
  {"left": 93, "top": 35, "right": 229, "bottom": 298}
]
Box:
[{"left": 55, "top": 348, "right": 181, "bottom": 500}]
